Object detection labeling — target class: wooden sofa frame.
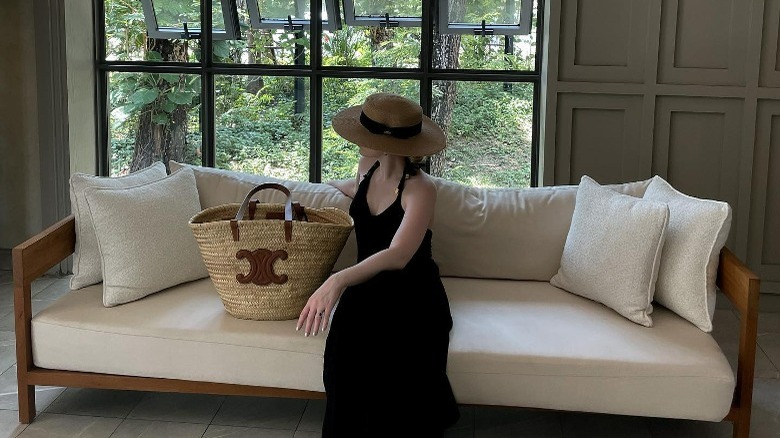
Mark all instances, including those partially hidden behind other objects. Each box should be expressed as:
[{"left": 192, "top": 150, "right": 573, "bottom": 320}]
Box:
[{"left": 13, "top": 215, "right": 761, "bottom": 437}]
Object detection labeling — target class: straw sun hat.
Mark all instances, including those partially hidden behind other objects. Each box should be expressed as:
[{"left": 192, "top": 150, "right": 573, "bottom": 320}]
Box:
[{"left": 331, "top": 93, "right": 446, "bottom": 157}]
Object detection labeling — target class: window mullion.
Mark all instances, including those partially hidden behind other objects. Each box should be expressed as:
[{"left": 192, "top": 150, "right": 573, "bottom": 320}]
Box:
[
  {"left": 202, "top": 0, "right": 215, "bottom": 168},
  {"left": 311, "top": 0, "right": 323, "bottom": 183}
]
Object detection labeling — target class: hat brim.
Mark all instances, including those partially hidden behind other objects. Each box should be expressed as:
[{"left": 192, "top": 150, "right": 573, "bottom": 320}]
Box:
[{"left": 331, "top": 105, "right": 446, "bottom": 156}]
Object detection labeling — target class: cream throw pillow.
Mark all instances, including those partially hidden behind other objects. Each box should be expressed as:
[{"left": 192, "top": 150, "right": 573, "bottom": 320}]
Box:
[
  {"left": 643, "top": 176, "right": 732, "bottom": 332},
  {"left": 84, "top": 167, "right": 208, "bottom": 307},
  {"left": 69, "top": 162, "right": 167, "bottom": 290},
  {"left": 550, "top": 176, "right": 669, "bottom": 327}
]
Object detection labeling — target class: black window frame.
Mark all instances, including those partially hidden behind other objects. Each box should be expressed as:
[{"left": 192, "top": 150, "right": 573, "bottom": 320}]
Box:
[{"left": 94, "top": 0, "right": 544, "bottom": 187}]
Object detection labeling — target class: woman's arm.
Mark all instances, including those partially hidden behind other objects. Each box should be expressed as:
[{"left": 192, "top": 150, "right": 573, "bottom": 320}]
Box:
[{"left": 297, "top": 176, "right": 436, "bottom": 336}]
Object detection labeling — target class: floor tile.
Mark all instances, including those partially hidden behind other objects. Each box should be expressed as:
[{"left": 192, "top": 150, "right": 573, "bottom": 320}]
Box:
[
  {"left": 474, "top": 406, "right": 562, "bottom": 437},
  {"left": 0, "top": 332, "right": 15, "bottom": 348},
  {"left": 0, "top": 410, "right": 27, "bottom": 438},
  {"left": 750, "top": 378, "right": 780, "bottom": 438},
  {"left": 448, "top": 405, "right": 475, "bottom": 432},
  {"left": 0, "top": 301, "right": 55, "bottom": 332},
  {"left": 646, "top": 417, "right": 732, "bottom": 438},
  {"left": 109, "top": 418, "right": 207, "bottom": 438},
  {"left": 758, "top": 333, "right": 780, "bottom": 370},
  {"left": 296, "top": 400, "right": 324, "bottom": 432},
  {"left": 292, "top": 431, "right": 320, "bottom": 438},
  {"left": 17, "top": 412, "right": 121, "bottom": 438},
  {"left": 758, "top": 294, "right": 780, "bottom": 313},
  {"left": 719, "top": 338, "right": 780, "bottom": 379},
  {"left": 0, "top": 277, "right": 61, "bottom": 309},
  {"left": 0, "top": 286, "right": 12, "bottom": 310},
  {"left": 203, "top": 424, "right": 295, "bottom": 437},
  {"left": 559, "top": 412, "right": 651, "bottom": 438},
  {"left": 0, "top": 366, "right": 66, "bottom": 413},
  {"left": 758, "top": 312, "right": 780, "bottom": 334},
  {"left": 0, "top": 272, "right": 12, "bottom": 286},
  {"left": 43, "top": 387, "right": 145, "bottom": 418},
  {"left": 212, "top": 396, "right": 306, "bottom": 430},
  {"left": 31, "top": 278, "right": 71, "bottom": 302},
  {"left": 127, "top": 392, "right": 224, "bottom": 424},
  {"left": 0, "top": 347, "right": 16, "bottom": 377},
  {"left": 445, "top": 428, "right": 473, "bottom": 438}
]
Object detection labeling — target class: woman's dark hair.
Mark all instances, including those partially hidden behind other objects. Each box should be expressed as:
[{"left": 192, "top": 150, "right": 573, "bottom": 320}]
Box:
[{"left": 404, "top": 156, "right": 425, "bottom": 177}]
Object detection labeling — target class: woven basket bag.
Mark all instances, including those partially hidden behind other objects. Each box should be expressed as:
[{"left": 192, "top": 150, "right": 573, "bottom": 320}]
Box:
[{"left": 189, "top": 183, "right": 353, "bottom": 320}]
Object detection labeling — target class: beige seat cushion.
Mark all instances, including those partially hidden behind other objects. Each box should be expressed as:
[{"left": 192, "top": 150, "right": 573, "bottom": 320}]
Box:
[
  {"left": 445, "top": 279, "right": 734, "bottom": 421},
  {"left": 32, "top": 278, "right": 733, "bottom": 421}
]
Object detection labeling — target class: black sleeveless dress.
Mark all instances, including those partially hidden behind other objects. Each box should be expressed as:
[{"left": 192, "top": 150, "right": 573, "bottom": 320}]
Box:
[{"left": 322, "top": 160, "right": 460, "bottom": 437}]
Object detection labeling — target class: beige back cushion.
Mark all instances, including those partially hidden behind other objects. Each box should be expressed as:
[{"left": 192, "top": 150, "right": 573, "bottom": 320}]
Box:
[
  {"left": 431, "top": 177, "right": 651, "bottom": 281},
  {"left": 171, "top": 162, "right": 650, "bottom": 281}
]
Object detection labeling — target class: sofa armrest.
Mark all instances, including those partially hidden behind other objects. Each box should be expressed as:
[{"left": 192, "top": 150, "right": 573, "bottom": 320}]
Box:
[
  {"left": 12, "top": 215, "right": 76, "bottom": 374},
  {"left": 717, "top": 247, "right": 759, "bottom": 428}
]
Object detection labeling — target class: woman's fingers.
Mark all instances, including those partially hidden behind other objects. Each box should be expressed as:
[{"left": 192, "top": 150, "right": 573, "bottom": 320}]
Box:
[{"left": 296, "top": 305, "right": 310, "bottom": 332}]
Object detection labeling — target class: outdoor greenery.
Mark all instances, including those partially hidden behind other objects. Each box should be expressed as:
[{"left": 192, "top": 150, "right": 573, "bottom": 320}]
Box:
[{"left": 104, "top": 0, "right": 537, "bottom": 188}]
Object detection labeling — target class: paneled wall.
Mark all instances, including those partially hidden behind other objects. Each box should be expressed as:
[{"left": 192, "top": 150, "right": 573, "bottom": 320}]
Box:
[{"left": 542, "top": 0, "right": 780, "bottom": 293}]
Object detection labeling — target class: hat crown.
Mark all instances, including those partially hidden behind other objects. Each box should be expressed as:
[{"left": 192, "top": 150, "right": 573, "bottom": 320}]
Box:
[{"left": 362, "top": 93, "right": 422, "bottom": 129}]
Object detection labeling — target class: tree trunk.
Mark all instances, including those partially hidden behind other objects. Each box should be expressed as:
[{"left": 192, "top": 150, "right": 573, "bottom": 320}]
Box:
[
  {"left": 429, "top": 0, "right": 466, "bottom": 177},
  {"left": 130, "top": 38, "right": 190, "bottom": 172}
]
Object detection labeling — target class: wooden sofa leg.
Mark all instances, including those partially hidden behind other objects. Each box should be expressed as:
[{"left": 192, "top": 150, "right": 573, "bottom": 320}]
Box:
[
  {"left": 17, "top": 383, "right": 35, "bottom": 424},
  {"left": 732, "top": 411, "right": 751, "bottom": 438}
]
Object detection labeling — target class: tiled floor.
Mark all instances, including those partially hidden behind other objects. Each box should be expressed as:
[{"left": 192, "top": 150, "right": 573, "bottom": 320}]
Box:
[{"left": 0, "top": 272, "right": 778, "bottom": 437}]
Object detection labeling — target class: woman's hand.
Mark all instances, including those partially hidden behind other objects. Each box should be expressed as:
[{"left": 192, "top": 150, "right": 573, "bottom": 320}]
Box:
[{"left": 297, "top": 273, "right": 345, "bottom": 336}]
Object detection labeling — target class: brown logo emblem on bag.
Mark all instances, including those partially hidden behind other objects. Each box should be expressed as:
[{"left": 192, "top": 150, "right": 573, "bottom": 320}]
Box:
[{"left": 235, "top": 249, "right": 289, "bottom": 285}]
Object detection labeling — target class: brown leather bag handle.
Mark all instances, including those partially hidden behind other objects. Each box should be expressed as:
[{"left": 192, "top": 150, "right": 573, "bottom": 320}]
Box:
[{"left": 231, "top": 183, "right": 293, "bottom": 242}]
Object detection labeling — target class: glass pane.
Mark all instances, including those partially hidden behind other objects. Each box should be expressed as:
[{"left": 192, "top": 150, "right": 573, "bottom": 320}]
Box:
[
  {"left": 323, "top": 0, "right": 421, "bottom": 69},
  {"left": 105, "top": 0, "right": 200, "bottom": 62},
  {"left": 353, "top": 0, "right": 421, "bottom": 17},
  {"left": 152, "top": 0, "right": 201, "bottom": 28},
  {"left": 215, "top": 75, "right": 310, "bottom": 181},
  {"left": 108, "top": 72, "right": 202, "bottom": 176},
  {"left": 215, "top": 1, "right": 309, "bottom": 65},
  {"left": 454, "top": 0, "right": 521, "bottom": 25},
  {"left": 434, "top": 0, "right": 537, "bottom": 71},
  {"left": 429, "top": 81, "right": 533, "bottom": 188},
  {"left": 151, "top": 0, "right": 226, "bottom": 30},
  {"left": 258, "top": 0, "right": 310, "bottom": 20},
  {"left": 322, "top": 78, "right": 419, "bottom": 181}
]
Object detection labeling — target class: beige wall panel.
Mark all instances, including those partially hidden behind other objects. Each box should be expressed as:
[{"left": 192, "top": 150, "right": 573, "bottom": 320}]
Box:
[
  {"left": 658, "top": 0, "right": 748, "bottom": 85},
  {"left": 751, "top": 101, "right": 780, "bottom": 281},
  {"left": 559, "top": 0, "right": 649, "bottom": 83},
  {"left": 555, "top": 93, "right": 644, "bottom": 185},
  {"left": 760, "top": 0, "right": 780, "bottom": 87},
  {"left": 653, "top": 96, "right": 744, "bottom": 247}
]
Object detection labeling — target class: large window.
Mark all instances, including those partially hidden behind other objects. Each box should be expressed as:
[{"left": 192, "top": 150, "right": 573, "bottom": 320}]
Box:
[{"left": 98, "top": 0, "right": 543, "bottom": 188}]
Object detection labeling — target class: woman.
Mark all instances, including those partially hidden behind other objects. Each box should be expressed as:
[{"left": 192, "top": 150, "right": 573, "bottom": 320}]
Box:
[{"left": 296, "top": 93, "right": 460, "bottom": 436}]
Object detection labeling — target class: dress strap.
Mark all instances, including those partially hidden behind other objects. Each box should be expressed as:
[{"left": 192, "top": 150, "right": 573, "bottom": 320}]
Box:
[
  {"left": 396, "top": 159, "right": 414, "bottom": 194},
  {"left": 365, "top": 160, "right": 381, "bottom": 179}
]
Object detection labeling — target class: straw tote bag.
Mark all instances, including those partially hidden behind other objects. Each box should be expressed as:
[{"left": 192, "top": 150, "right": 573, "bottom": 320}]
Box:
[{"left": 189, "top": 183, "right": 353, "bottom": 320}]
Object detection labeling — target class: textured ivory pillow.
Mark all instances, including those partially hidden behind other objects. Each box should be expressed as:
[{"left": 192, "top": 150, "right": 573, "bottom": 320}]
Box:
[
  {"left": 550, "top": 176, "right": 669, "bottom": 327},
  {"left": 643, "top": 176, "right": 732, "bottom": 332},
  {"left": 84, "top": 167, "right": 208, "bottom": 307},
  {"left": 69, "top": 162, "right": 167, "bottom": 290}
]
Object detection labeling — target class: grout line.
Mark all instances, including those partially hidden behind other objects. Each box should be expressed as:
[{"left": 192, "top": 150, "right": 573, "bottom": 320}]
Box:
[{"left": 294, "top": 399, "right": 308, "bottom": 432}]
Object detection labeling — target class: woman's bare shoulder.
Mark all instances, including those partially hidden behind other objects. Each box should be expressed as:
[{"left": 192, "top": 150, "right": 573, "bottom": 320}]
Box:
[{"left": 403, "top": 171, "right": 437, "bottom": 201}]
